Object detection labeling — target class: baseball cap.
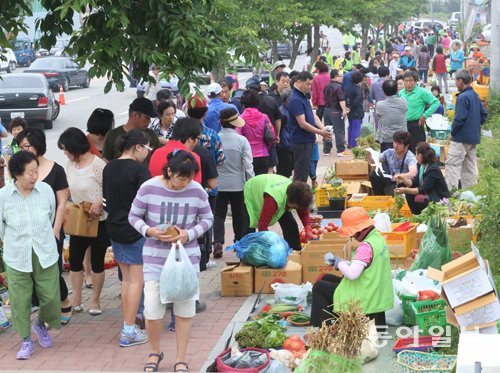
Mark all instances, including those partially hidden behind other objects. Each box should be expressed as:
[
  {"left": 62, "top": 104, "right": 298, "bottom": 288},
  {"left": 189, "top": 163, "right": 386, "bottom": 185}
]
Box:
[
  {"left": 186, "top": 94, "right": 207, "bottom": 109},
  {"left": 245, "top": 76, "right": 260, "bottom": 90},
  {"left": 405, "top": 46, "right": 411, "bottom": 51},
  {"left": 273, "top": 60, "right": 286, "bottom": 70},
  {"left": 129, "top": 97, "right": 157, "bottom": 118},
  {"left": 207, "top": 83, "right": 222, "bottom": 95}
]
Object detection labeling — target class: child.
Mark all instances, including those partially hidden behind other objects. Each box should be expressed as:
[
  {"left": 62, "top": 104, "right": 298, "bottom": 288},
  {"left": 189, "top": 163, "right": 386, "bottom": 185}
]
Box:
[
  {"left": 2, "top": 117, "right": 28, "bottom": 168},
  {"left": 431, "top": 85, "right": 446, "bottom": 115}
]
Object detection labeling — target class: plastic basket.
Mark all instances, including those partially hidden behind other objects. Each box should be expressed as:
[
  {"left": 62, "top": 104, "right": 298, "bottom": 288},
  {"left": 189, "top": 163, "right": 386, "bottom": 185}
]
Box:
[
  {"left": 429, "top": 129, "right": 450, "bottom": 141},
  {"left": 390, "top": 255, "right": 414, "bottom": 271},
  {"left": 393, "top": 336, "right": 444, "bottom": 353},
  {"left": 402, "top": 294, "right": 418, "bottom": 326},
  {"left": 315, "top": 184, "right": 334, "bottom": 208},
  {"left": 411, "top": 299, "right": 447, "bottom": 336},
  {"left": 381, "top": 223, "right": 419, "bottom": 258},
  {"left": 397, "top": 351, "right": 457, "bottom": 373},
  {"left": 347, "top": 195, "right": 393, "bottom": 211}
]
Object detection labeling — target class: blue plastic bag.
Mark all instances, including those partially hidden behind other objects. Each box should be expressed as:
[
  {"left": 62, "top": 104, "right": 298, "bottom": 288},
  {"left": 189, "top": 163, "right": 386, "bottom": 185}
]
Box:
[{"left": 226, "top": 231, "right": 291, "bottom": 268}]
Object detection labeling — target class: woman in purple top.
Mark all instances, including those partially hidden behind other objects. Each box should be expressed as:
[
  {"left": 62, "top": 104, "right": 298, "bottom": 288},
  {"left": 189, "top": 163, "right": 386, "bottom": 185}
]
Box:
[{"left": 129, "top": 150, "right": 213, "bottom": 373}]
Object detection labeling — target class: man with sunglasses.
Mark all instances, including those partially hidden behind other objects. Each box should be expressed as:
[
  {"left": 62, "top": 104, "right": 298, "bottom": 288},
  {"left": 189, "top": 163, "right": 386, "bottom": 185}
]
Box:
[{"left": 102, "top": 98, "right": 160, "bottom": 162}]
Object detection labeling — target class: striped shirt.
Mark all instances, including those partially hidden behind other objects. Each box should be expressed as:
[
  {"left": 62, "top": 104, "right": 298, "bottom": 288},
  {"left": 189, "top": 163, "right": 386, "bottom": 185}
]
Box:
[
  {"left": 0, "top": 181, "right": 57, "bottom": 272},
  {"left": 128, "top": 177, "right": 213, "bottom": 282}
]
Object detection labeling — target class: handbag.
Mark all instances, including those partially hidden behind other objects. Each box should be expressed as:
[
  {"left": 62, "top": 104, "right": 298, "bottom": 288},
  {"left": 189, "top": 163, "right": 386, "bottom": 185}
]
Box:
[
  {"left": 159, "top": 241, "right": 199, "bottom": 303},
  {"left": 263, "top": 118, "right": 275, "bottom": 146}
]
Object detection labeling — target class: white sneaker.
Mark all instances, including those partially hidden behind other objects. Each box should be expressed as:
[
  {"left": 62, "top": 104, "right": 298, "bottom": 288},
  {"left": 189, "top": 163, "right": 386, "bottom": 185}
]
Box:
[{"left": 206, "top": 260, "right": 217, "bottom": 268}]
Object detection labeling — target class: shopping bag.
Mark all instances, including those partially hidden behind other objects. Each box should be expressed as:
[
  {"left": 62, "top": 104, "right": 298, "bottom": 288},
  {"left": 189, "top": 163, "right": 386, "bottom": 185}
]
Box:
[{"left": 159, "top": 241, "right": 199, "bottom": 303}]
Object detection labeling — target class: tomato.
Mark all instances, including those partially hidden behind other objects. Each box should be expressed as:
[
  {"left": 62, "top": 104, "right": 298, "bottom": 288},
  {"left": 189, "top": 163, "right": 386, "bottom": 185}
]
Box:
[
  {"left": 300, "top": 235, "right": 307, "bottom": 243},
  {"left": 326, "top": 225, "right": 334, "bottom": 232},
  {"left": 328, "top": 222, "right": 335, "bottom": 227},
  {"left": 317, "top": 228, "right": 324, "bottom": 234},
  {"left": 312, "top": 228, "right": 318, "bottom": 235}
]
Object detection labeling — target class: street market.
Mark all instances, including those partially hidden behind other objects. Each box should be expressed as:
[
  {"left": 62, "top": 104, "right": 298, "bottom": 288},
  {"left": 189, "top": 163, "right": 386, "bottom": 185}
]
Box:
[{"left": 0, "top": 1, "right": 499, "bottom": 372}]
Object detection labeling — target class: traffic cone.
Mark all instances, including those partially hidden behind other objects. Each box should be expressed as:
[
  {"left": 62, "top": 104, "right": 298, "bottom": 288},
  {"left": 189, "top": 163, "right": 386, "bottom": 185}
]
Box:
[{"left": 58, "top": 85, "right": 66, "bottom": 105}]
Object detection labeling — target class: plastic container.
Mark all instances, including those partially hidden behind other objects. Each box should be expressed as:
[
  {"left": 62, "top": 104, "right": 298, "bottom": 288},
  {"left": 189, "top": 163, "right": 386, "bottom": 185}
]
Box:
[
  {"left": 315, "top": 184, "right": 334, "bottom": 208},
  {"left": 411, "top": 299, "right": 447, "bottom": 336},
  {"left": 381, "top": 223, "right": 419, "bottom": 258},
  {"left": 328, "top": 198, "right": 346, "bottom": 210},
  {"left": 347, "top": 195, "right": 393, "bottom": 212},
  {"left": 401, "top": 294, "right": 418, "bottom": 326},
  {"left": 397, "top": 351, "right": 457, "bottom": 373},
  {"left": 393, "top": 336, "right": 443, "bottom": 353}
]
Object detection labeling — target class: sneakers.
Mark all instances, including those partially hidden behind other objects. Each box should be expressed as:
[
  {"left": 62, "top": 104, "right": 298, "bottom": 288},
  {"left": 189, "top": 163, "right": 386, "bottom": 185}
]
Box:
[
  {"left": 16, "top": 340, "right": 35, "bottom": 360},
  {"left": 206, "top": 260, "right": 217, "bottom": 268},
  {"left": 31, "top": 320, "right": 53, "bottom": 348},
  {"left": 336, "top": 150, "right": 350, "bottom": 157},
  {"left": 119, "top": 326, "right": 149, "bottom": 347},
  {"left": 213, "top": 243, "right": 223, "bottom": 259}
]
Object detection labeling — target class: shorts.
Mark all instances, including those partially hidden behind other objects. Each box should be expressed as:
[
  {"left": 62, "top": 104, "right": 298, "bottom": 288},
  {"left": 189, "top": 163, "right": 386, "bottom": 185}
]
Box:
[
  {"left": 144, "top": 281, "right": 196, "bottom": 319},
  {"left": 111, "top": 237, "right": 145, "bottom": 265}
]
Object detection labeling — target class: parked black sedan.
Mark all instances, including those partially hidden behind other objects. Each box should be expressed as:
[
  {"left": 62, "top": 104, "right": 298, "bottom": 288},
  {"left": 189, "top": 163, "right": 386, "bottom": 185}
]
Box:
[
  {"left": 0, "top": 73, "right": 60, "bottom": 130},
  {"left": 25, "top": 57, "right": 90, "bottom": 92}
]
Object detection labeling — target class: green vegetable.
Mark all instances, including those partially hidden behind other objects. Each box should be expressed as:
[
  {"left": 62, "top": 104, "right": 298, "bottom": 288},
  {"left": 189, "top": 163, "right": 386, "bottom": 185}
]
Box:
[
  {"left": 288, "top": 313, "right": 310, "bottom": 323},
  {"left": 269, "top": 304, "right": 299, "bottom": 313},
  {"left": 235, "top": 315, "right": 287, "bottom": 348}
]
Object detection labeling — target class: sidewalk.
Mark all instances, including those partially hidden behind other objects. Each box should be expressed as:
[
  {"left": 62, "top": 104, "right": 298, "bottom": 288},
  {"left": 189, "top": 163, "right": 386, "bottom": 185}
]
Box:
[{"left": 0, "top": 146, "right": 344, "bottom": 372}]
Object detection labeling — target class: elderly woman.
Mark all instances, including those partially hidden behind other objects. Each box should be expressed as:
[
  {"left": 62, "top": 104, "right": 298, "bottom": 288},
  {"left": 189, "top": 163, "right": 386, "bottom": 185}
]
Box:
[
  {"left": 16, "top": 129, "right": 72, "bottom": 325},
  {"left": 0, "top": 151, "right": 60, "bottom": 360},
  {"left": 395, "top": 142, "right": 450, "bottom": 215},
  {"left": 149, "top": 100, "right": 177, "bottom": 145},
  {"left": 129, "top": 150, "right": 213, "bottom": 373}
]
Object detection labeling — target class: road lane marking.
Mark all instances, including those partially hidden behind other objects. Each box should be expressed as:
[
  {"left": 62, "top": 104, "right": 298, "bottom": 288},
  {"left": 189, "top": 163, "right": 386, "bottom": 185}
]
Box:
[{"left": 65, "top": 96, "right": 90, "bottom": 104}]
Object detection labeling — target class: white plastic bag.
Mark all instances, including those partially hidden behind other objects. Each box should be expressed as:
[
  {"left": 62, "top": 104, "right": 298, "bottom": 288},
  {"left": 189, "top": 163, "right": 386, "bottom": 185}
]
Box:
[
  {"left": 159, "top": 241, "right": 199, "bottom": 303},
  {"left": 373, "top": 213, "right": 392, "bottom": 233},
  {"left": 361, "top": 320, "right": 379, "bottom": 364},
  {"left": 271, "top": 283, "right": 312, "bottom": 308},
  {"left": 401, "top": 269, "right": 441, "bottom": 297},
  {"left": 385, "top": 280, "right": 403, "bottom": 326}
]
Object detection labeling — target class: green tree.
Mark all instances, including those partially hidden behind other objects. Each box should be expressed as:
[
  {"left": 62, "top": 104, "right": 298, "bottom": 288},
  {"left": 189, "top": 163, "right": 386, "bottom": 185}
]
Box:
[{"left": 0, "top": 0, "right": 32, "bottom": 52}]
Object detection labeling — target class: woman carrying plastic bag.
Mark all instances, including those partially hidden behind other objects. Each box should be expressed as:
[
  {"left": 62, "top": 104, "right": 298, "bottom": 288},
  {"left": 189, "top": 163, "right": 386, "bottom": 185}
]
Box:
[{"left": 129, "top": 150, "right": 213, "bottom": 373}]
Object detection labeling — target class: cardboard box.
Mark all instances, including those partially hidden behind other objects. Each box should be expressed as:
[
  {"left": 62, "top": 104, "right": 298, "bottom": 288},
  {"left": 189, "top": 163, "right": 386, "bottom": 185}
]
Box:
[
  {"left": 335, "top": 160, "right": 369, "bottom": 178},
  {"left": 254, "top": 261, "right": 302, "bottom": 294},
  {"left": 220, "top": 262, "right": 254, "bottom": 297},
  {"left": 289, "top": 251, "right": 301, "bottom": 264},
  {"left": 427, "top": 251, "right": 495, "bottom": 309},
  {"left": 454, "top": 292, "right": 500, "bottom": 328},
  {"left": 447, "top": 224, "right": 474, "bottom": 253},
  {"left": 300, "top": 241, "right": 351, "bottom": 284},
  {"left": 63, "top": 202, "right": 98, "bottom": 238}
]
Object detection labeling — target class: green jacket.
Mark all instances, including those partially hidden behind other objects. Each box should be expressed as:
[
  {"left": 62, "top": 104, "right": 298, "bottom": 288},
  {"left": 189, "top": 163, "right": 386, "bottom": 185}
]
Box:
[
  {"left": 334, "top": 229, "right": 393, "bottom": 314},
  {"left": 244, "top": 174, "right": 292, "bottom": 228}
]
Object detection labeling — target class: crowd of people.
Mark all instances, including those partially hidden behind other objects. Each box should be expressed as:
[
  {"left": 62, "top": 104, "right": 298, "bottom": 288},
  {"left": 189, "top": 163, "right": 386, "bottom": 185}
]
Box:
[{"left": 0, "top": 23, "right": 488, "bottom": 371}]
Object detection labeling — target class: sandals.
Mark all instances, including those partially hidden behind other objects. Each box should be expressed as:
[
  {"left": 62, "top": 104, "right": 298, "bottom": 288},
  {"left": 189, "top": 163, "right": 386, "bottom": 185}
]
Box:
[
  {"left": 144, "top": 352, "right": 164, "bottom": 372},
  {"left": 174, "top": 362, "right": 189, "bottom": 372},
  {"left": 89, "top": 306, "right": 102, "bottom": 316},
  {"left": 72, "top": 304, "right": 84, "bottom": 313},
  {"left": 61, "top": 306, "right": 72, "bottom": 325}
]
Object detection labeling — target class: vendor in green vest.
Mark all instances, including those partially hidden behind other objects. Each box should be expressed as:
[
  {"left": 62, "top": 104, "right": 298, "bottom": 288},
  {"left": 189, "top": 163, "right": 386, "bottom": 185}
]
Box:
[
  {"left": 244, "top": 174, "right": 313, "bottom": 251},
  {"left": 310, "top": 207, "right": 393, "bottom": 327}
]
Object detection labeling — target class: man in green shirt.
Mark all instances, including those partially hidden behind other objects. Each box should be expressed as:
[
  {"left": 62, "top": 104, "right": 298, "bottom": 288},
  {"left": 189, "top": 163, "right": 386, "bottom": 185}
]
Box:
[
  {"left": 398, "top": 70, "right": 439, "bottom": 153},
  {"left": 102, "top": 97, "right": 160, "bottom": 162},
  {"left": 426, "top": 32, "right": 436, "bottom": 57}
]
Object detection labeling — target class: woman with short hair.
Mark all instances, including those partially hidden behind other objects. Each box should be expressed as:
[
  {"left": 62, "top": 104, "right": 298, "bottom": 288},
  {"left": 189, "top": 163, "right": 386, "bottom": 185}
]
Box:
[
  {"left": 58, "top": 127, "right": 109, "bottom": 315},
  {"left": 0, "top": 151, "right": 60, "bottom": 359}
]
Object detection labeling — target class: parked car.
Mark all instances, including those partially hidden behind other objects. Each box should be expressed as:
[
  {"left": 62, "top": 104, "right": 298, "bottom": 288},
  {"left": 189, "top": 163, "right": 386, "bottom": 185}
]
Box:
[
  {"left": 9, "top": 38, "right": 36, "bottom": 67},
  {"left": 0, "top": 73, "right": 60, "bottom": 130},
  {"left": 25, "top": 57, "right": 90, "bottom": 92},
  {"left": 276, "top": 43, "right": 292, "bottom": 59},
  {"left": 410, "top": 19, "right": 446, "bottom": 31},
  {"left": 136, "top": 73, "right": 180, "bottom": 98},
  {"left": 0, "top": 48, "right": 18, "bottom": 73},
  {"left": 448, "top": 12, "right": 460, "bottom": 28}
]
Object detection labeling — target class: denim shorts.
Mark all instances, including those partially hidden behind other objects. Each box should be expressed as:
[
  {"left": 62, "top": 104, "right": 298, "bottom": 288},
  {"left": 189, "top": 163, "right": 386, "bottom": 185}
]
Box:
[{"left": 111, "top": 237, "right": 145, "bottom": 265}]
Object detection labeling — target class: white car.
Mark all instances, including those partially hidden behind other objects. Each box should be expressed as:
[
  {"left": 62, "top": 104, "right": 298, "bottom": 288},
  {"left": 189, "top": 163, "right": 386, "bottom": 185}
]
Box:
[
  {"left": 482, "top": 24, "right": 491, "bottom": 42},
  {"left": 409, "top": 19, "right": 446, "bottom": 31},
  {"left": 0, "top": 48, "right": 17, "bottom": 73}
]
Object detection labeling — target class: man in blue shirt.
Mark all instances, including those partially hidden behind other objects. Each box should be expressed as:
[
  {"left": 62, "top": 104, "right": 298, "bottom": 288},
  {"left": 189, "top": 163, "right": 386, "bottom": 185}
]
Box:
[
  {"left": 203, "top": 83, "right": 238, "bottom": 132},
  {"left": 288, "top": 71, "right": 332, "bottom": 182},
  {"left": 398, "top": 47, "right": 416, "bottom": 70},
  {"left": 445, "top": 70, "right": 487, "bottom": 190}
]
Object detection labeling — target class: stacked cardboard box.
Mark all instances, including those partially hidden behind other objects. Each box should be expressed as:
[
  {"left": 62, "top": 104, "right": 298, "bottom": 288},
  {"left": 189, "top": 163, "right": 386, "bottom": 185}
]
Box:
[
  {"left": 335, "top": 159, "right": 370, "bottom": 182},
  {"left": 220, "top": 262, "right": 254, "bottom": 297},
  {"left": 427, "top": 246, "right": 499, "bottom": 333}
]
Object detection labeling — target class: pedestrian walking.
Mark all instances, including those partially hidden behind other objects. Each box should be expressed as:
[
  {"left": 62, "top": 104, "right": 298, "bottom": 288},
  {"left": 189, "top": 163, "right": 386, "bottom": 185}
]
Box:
[
  {"left": 129, "top": 150, "right": 213, "bottom": 373},
  {"left": 311, "top": 61, "right": 330, "bottom": 121},
  {"left": 449, "top": 41, "right": 464, "bottom": 78},
  {"left": 417, "top": 46, "right": 431, "bottom": 84},
  {"left": 276, "top": 89, "right": 295, "bottom": 177},
  {"left": 103, "top": 129, "right": 152, "bottom": 347},
  {"left": 58, "top": 127, "right": 110, "bottom": 316},
  {"left": 0, "top": 151, "right": 60, "bottom": 360},
  {"left": 2, "top": 117, "right": 28, "bottom": 174},
  {"left": 344, "top": 71, "right": 364, "bottom": 148},
  {"left": 86, "top": 108, "right": 114, "bottom": 158},
  {"left": 432, "top": 46, "right": 449, "bottom": 94},
  {"left": 323, "top": 69, "right": 349, "bottom": 156},
  {"left": 445, "top": 70, "right": 487, "bottom": 190}
]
